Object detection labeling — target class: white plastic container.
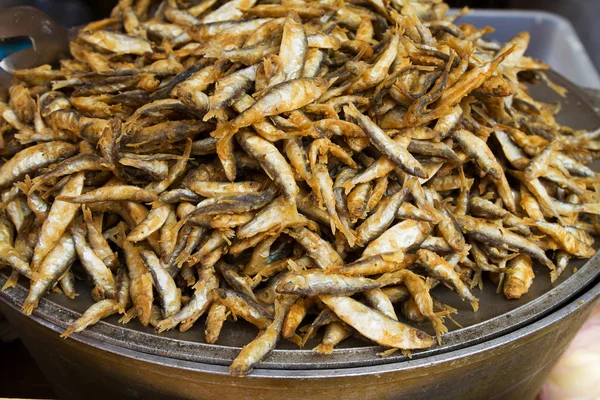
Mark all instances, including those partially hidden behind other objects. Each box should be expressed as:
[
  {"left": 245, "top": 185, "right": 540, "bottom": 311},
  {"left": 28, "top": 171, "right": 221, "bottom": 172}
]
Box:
[{"left": 458, "top": 9, "right": 600, "bottom": 89}]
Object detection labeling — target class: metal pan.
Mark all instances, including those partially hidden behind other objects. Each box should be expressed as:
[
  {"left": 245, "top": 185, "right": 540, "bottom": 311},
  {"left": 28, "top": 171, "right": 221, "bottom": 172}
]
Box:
[
  {"left": 1, "top": 272, "right": 598, "bottom": 400},
  {"left": 2, "top": 71, "right": 600, "bottom": 371}
]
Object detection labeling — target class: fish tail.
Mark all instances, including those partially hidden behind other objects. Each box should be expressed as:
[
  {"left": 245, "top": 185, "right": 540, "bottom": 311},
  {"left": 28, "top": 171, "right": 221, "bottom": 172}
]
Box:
[
  {"left": 216, "top": 134, "right": 237, "bottom": 181},
  {"left": 381, "top": 251, "right": 406, "bottom": 264},
  {"left": 118, "top": 307, "right": 137, "bottom": 324},
  {"left": 422, "top": 202, "right": 443, "bottom": 225},
  {"left": 14, "top": 177, "right": 33, "bottom": 195},
  {"left": 174, "top": 254, "right": 187, "bottom": 270},
  {"left": 107, "top": 222, "right": 127, "bottom": 248},
  {"left": 221, "top": 228, "right": 235, "bottom": 240},
  {"left": 81, "top": 204, "right": 93, "bottom": 222},
  {"left": 135, "top": 302, "right": 152, "bottom": 327},
  {"left": 432, "top": 317, "right": 447, "bottom": 345},
  {"left": 478, "top": 272, "right": 485, "bottom": 290},
  {"left": 180, "top": 316, "right": 199, "bottom": 332},
  {"left": 329, "top": 219, "right": 337, "bottom": 235},
  {"left": 343, "top": 227, "right": 356, "bottom": 248},
  {"left": 203, "top": 108, "right": 228, "bottom": 122},
  {"left": 22, "top": 300, "right": 38, "bottom": 316},
  {"left": 13, "top": 132, "right": 27, "bottom": 142},
  {"left": 582, "top": 203, "right": 600, "bottom": 215},
  {"left": 63, "top": 290, "right": 78, "bottom": 300},
  {"left": 520, "top": 217, "right": 538, "bottom": 226},
  {"left": 494, "top": 44, "right": 516, "bottom": 66},
  {"left": 156, "top": 318, "right": 177, "bottom": 333},
  {"left": 148, "top": 200, "right": 162, "bottom": 209},
  {"left": 343, "top": 103, "right": 360, "bottom": 119},
  {"left": 2, "top": 272, "right": 19, "bottom": 291},
  {"left": 211, "top": 121, "right": 236, "bottom": 139},
  {"left": 205, "top": 332, "right": 219, "bottom": 344},
  {"left": 378, "top": 348, "right": 401, "bottom": 358},
  {"left": 458, "top": 166, "right": 468, "bottom": 192},
  {"left": 342, "top": 180, "right": 356, "bottom": 195},
  {"left": 59, "top": 326, "right": 76, "bottom": 339},
  {"left": 288, "top": 112, "right": 312, "bottom": 130},
  {"left": 314, "top": 343, "right": 334, "bottom": 354}
]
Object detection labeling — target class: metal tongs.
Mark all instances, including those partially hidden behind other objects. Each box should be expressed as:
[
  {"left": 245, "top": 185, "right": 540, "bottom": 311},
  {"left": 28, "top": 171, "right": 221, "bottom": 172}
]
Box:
[{"left": 0, "top": 6, "right": 71, "bottom": 87}]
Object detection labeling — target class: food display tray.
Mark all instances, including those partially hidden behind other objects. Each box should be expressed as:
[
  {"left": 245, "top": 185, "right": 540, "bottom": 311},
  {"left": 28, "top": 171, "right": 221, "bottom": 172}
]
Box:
[{"left": 1, "top": 10, "right": 600, "bottom": 372}]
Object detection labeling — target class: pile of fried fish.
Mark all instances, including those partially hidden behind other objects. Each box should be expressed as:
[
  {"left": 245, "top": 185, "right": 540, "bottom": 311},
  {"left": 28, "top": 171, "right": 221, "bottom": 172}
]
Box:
[{"left": 1, "top": 0, "right": 599, "bottom": 376}]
